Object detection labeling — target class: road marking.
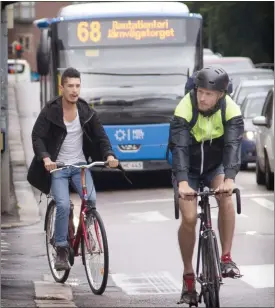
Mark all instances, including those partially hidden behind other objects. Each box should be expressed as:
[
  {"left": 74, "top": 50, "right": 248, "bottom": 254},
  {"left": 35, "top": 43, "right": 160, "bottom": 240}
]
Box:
[
  {"left": 111, "top": 271, "right": 181, "bottom": 295},
  {"left": 251, "top": 198, "right": 274, "bottom": 211},
  {"left": 245, "top": 231, "right": 257, "bottom": 235},
  {"left": 128, "top": 211, "right": 170, "bottom": 223},
  {"left": 239, "top": 264, "right": 274, "bottom": 288}
]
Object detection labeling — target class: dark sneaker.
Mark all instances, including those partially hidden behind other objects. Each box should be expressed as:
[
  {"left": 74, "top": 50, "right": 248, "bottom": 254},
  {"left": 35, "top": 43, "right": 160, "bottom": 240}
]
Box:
[
  {"left": 221, "top": 254, "right": 242, "bottom": 278},
  {"left": 177, "top": 273, "right": 198, "bottom": 305},
  {"left": 54, "top": 246, "right": 70, "bottom": 271}
]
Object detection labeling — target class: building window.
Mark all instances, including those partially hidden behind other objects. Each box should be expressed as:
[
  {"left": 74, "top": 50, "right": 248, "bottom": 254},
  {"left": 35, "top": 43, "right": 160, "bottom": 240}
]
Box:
[
  {"left": 14, "top": 2, "right": 35, "bottom": 21},
  {"left": 18, "top": 35, "right": 32, "bottom": 52}
]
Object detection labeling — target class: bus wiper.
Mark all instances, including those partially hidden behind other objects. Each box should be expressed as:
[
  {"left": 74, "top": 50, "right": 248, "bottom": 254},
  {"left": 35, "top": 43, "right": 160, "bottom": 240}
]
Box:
[
  {"left": 81, "top": 71, "right": 188, "bottom": 77},
  {"left": 89, "top": 95, "right": 183, "bottom": 106}
]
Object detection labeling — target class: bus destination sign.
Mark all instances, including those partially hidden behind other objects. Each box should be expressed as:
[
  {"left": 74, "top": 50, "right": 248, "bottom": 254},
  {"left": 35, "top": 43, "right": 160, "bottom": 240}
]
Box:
[{"left": 67, "top": 18, "right": 186, "bottom": 47}]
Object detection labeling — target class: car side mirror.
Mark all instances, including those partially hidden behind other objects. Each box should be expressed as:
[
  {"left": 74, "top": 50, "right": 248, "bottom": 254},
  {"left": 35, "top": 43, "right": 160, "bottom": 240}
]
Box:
[{"left": 252, "top": 116, "right": 267, "bottom": 126}]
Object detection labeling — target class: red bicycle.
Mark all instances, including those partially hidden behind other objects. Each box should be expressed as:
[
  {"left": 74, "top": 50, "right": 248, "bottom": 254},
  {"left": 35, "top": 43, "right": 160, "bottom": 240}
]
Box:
[{"left": 44, "top": 161, "right": 113, "bottom": 295}]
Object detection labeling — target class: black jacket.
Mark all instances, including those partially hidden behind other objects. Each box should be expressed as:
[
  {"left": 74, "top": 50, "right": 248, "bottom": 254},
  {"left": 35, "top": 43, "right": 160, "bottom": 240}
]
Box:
[
  {"left": 27, "top": 96, "right": 116, "bottom": 194},
  {"left": 169, "top": 92, "right": 244, "bottom": 183}
]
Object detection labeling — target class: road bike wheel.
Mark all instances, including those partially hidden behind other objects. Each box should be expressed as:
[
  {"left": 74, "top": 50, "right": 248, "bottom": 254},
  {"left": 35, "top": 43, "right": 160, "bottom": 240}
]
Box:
[
  {"left": 201, "top": 231, "right": 221, "bottom": 308},
  {"left": 45, "top": 200, "right": 70, "bottom": 283},
  {"left": 81, "top": 209, "right": 109, "bottom": 295}
]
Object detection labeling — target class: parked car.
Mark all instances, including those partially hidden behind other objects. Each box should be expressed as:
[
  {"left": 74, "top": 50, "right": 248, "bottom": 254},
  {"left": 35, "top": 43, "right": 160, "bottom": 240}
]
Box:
[
  {"left": 232, "top": 79, "right": 274, "bottom": 106},
  {"left": 8, "top": 59, "right": 31, "bottom": 83},
  {"left": 204, "top": 56, "right": 254, "bottom": 71},
  {"left": 240, "top": 92, "right": 268, "bottom": 169},
  {"left": 252, "top": 88, "right": 274, "bottom": 190},
  {"left": 229, "top": 68, "right": 274, "bottom": 89}
]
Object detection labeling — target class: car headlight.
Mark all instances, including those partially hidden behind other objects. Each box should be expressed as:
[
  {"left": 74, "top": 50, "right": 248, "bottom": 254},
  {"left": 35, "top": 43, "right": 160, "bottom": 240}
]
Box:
[{"left": 245, "top": 131, "right": 255, "bottom": 140}]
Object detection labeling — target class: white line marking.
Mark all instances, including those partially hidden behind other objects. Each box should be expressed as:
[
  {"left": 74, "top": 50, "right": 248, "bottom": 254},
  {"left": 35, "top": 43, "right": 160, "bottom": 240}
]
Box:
[
  {"left": 245, "top": 231, "right": 257, "bottom": 235},
  {"left": 128, "top": 211, "right": 170, "bottom": 223},
  {"left": 239, "top": 264, "right": 274, "bottom": 288},
  {"left": 1, "top": 249, "right": 9, "bottom": 252},
  {"left": 251, "top": 198, "right": 274, "bottom": 211}
]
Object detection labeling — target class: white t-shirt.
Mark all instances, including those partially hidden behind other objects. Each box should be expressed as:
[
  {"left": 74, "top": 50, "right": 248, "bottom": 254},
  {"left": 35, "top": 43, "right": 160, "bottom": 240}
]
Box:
[{"left": 56, "top": 110, "right": 86, "bottom": 165}]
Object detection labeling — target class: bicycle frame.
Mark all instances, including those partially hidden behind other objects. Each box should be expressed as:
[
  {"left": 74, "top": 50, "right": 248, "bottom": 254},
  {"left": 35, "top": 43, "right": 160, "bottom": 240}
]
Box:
[
  {"left": 195, "top": 182, "right": 222, "bottom": 284},
  {"left": 69, "top": 167, "right": 103, "bottom": 257}
]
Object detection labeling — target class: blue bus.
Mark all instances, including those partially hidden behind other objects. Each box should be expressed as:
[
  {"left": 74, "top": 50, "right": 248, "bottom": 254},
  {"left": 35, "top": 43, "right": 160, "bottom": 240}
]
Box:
[{"left": 35, "top": 1, "right": 203, "bottom": 173}]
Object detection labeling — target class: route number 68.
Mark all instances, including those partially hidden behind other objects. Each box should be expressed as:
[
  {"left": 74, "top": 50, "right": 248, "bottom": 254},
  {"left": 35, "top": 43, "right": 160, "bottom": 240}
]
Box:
[{"left": 77, "top": 21, "right": 101, "bottom": 43}]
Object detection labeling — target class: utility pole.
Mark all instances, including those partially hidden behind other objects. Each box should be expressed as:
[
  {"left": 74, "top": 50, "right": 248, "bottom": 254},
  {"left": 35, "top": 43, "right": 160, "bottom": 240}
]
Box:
[{"left": 1, "top": 5, "right": 10, "bottom": 213}]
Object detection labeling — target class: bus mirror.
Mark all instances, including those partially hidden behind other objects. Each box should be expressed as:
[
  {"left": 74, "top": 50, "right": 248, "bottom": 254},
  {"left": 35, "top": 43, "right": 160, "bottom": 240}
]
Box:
[{"left": 37, "top": 29, "right": 50, "bottom": 76}]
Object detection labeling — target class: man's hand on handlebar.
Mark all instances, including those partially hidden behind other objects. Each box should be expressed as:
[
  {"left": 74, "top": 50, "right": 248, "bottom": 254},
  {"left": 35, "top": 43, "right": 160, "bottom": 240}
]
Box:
[
  {"left": 178, "top": 181, "right": 197, "bottom": 201},
  {"left": 215, "top": 178, "right": 235, "bottom": 198},
  {"left": 106, "top": 155, "right": 119, "bottom": 168},
  {"left": 43, "top": 157, "right": 57, "bottom": 172}
]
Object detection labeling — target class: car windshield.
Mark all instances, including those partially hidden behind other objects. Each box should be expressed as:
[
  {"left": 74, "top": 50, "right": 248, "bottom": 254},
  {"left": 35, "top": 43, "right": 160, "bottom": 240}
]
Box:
[
  {"left": 238, "top": 85, "right": 272, "bottom": 104},
  {"left": 203, "top": 59, "right": 254, "bottom": 71},
  {"left": 230, "top": 70, "right": 274, "bottom": 87},
  {"left": 243, "top": 97, "right": 266, "bottom": 118}
]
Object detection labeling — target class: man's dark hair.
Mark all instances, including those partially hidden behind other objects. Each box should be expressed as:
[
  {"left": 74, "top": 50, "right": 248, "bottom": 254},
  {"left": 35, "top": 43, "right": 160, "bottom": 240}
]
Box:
[{"left": 61, "top": 67, "right": 81, "bottom": 85}]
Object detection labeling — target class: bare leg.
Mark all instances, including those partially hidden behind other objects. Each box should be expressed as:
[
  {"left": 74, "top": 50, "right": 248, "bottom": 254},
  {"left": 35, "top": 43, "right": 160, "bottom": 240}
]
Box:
[
  {"left": 211, "top": 174, "right": 235, "bottom": 256},
  {"left": 178, "top": 198, "right": 198, "bottom": 274}
]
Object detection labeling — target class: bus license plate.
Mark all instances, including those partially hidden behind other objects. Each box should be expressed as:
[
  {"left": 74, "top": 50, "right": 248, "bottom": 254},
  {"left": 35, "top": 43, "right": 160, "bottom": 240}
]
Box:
[{"left": 121, "top": 161, "right": 143, "bottom": 170}]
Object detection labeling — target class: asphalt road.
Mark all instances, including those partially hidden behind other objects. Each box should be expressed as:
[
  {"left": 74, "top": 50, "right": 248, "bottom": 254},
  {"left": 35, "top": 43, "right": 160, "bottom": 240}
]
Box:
[{"left": 1, "top": 83, "right": 274, "bottom": 308}]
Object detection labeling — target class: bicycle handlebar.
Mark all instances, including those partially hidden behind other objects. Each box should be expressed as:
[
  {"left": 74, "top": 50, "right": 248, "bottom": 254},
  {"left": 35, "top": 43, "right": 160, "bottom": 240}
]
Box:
[
  {"left": 49, "top": 161, "right": 133, "bottom": 185},
  {"left": 50, "top": 161, "right": 108, "bottom": 173},
  {"left": 197, "top": 188, "right": 241, "bottom": 214},
  {"left": 179, "top": 188, "right": 241, "bottom": 214}
]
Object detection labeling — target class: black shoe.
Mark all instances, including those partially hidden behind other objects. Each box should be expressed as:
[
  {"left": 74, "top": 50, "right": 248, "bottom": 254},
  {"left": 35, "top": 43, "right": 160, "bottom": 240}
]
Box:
[
  {"left": 178, "top": 273, "right": 198, "bottom": 305},
  {"left": 54, "top": 246, "right": 70, "bottom": 271}
]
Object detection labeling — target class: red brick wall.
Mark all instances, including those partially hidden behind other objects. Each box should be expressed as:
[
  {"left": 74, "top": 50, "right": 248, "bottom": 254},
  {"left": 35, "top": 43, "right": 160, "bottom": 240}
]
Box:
[{"left": 8, "top": 1, "right": 72, "bottom": 71}]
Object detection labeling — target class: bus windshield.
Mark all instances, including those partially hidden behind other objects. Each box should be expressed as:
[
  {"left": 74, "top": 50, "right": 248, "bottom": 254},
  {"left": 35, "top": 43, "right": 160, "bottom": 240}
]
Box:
[{"left": 55, "top": 17, "right": 202, "bottom": 99}]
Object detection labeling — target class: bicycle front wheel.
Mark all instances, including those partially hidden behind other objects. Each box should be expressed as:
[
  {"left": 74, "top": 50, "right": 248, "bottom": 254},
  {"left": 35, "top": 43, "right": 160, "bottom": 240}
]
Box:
[
  {"left": 81, "top": 209, "right": 109, "bottom": 295},
  {"left": 45, "top": 200, "right": 71, "bottom": 283},
  {"left": 201, "top": 231, "right": 221, "bottom": 308}
]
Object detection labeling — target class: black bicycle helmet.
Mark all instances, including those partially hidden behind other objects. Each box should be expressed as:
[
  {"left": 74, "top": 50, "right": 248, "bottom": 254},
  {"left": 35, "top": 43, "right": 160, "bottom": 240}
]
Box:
[{"left": 194, "top": 66, "right": 229, "bottom": 92}]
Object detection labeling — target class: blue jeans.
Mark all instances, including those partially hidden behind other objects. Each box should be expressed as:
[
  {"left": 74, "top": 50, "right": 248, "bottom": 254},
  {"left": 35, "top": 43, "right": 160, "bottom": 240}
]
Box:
[{"left": 51, "top": 162, "right": 96, "bottom": 247}]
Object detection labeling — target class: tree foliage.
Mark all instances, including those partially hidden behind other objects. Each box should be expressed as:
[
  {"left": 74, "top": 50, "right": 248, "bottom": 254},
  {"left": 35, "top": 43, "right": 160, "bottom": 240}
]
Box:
[{"left": 185, "top": 1, "right": 274, "bottom": 63}]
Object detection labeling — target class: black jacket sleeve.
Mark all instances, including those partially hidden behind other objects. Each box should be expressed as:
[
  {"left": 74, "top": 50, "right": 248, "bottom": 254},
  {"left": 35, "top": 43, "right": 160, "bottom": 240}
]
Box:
[
  {"left": 223, "top": 115, "right": 244, "bottom": 180},
  {"left": 88, "top": 110, "right": 116, "bottom": 160},
  {"left": 31, "top": 106, "right": 51, "bottom": 160},
  {"left": 169, "top": 115, "right": 191, "bottom": 183}
]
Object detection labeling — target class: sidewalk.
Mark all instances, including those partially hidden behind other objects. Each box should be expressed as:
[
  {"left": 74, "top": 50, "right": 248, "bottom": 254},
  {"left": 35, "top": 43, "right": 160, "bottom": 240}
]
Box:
[{"left": 2, "top": 84, "right": 41, "bottom": 229}]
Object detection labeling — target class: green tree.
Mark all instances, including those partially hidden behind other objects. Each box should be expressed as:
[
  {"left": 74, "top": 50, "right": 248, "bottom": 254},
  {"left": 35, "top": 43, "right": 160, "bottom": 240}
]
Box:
[{"left": 185, "top": 1, "right": 274, "bottom": 63}]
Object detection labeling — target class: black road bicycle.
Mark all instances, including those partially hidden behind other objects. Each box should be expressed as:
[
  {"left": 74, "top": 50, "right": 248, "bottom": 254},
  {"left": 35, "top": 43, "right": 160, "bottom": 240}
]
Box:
[{"left": 174, "top": 181, "right": 242, "bottom": 308}]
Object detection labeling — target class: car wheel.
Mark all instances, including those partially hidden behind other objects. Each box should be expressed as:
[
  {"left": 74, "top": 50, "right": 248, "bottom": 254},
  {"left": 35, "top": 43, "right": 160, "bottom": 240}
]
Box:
[
  {"left": 256, "top": 158, "right": 265, "bottom": 185},
  {"left": 265, "top": 155, "right": 274, "bottom": 190}
]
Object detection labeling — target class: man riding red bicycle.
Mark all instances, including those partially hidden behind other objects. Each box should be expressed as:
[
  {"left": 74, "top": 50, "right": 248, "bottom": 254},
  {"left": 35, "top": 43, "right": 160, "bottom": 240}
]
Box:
[
  {"left": 27, "top": 67, "right": 118, "bottom": 271},
  {"left": 168, "top": 66, "right": 244, "bottom": 305}
]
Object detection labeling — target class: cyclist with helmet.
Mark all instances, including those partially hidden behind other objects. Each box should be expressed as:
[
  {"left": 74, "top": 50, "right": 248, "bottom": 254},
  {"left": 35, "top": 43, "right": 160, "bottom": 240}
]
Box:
[
  {"left": 185, "top": 70, "right": 234, "bottom": 96},
  {"left": 169, "top": 66, "right": 244, "bottom": 305}
]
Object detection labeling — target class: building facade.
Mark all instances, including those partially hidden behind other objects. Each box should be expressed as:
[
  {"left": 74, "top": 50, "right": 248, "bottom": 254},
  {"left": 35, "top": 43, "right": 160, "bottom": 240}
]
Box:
[{"left": 8, "top": 1, "right": 72, "bottom": 72}]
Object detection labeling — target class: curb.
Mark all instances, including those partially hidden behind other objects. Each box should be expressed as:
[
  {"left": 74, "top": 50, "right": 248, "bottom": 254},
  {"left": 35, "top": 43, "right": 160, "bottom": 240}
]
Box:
[{"left": 4, "top": 85, "right": 41, "bottom": 229}]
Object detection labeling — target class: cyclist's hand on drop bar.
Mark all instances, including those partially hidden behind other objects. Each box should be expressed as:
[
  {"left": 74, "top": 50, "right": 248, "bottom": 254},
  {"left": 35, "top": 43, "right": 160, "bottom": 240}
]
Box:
[
  {"left": 215, "top": 178, "right": 234, "bottom": 198},
  {"left": 178, "top": 181, "right": 197, "bottom": 201},
  {"left": 106, "top": 155, "right": 119, "bottom": 168},
  {"left": 43, "top": 157, "right": 57, "bottom": 172}
]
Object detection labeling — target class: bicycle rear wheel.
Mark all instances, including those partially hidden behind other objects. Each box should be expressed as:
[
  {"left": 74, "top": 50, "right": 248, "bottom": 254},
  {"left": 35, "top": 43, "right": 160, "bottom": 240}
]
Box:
[
  {"left": 45, "top": 200, "right": 70, "bottom": 283},
  {"left": 201, "top": 231, "right": 221, "bottom": 308},
  {"left": 81, "top": 209, "right": 109, "bottom": 295}
]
